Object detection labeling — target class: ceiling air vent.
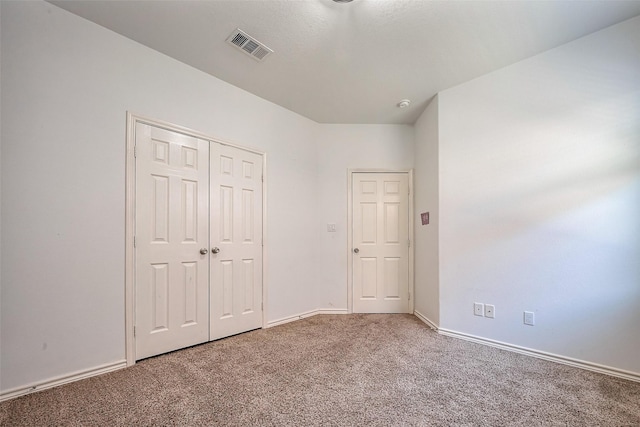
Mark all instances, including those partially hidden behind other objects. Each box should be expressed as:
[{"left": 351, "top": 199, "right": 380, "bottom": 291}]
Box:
[{"left": 226, "top": 29, "right": 273, "bottom": 62}]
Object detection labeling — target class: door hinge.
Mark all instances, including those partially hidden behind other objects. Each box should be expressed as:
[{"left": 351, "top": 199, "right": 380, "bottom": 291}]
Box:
[
  {"left": 133, "top": 236, "right": 136, "bottom": 248},
  {"left": 408, "top": 239, "right": 411, "bottom": 248},
  {"left": 261, "top": 175, "right": 264, "bottom": 182},
  {"left": 134, "top": 326, "right": 136, "bottom": 337},
  {"left": 134, "top": 146, "right": 137, "bottom": 158},
  {"left": 409, "top": 292, "right": 411, "bottom": 301}
]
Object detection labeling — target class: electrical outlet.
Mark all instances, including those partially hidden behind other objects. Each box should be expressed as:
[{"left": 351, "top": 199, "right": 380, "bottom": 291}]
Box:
[
  {"left": 485, "top": 304, "right": 495, "bottom": 318},
  {"left": 474, "top": 303, "right": 484, "bottom": 317},
  {"left": 524, "top": 311, "right": 535, "bottom": 326}
]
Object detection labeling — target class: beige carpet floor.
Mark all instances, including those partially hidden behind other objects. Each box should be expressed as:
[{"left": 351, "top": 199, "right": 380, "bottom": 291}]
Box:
[{"left": 1, "top": 314, "right": 639, "bottom": 426}]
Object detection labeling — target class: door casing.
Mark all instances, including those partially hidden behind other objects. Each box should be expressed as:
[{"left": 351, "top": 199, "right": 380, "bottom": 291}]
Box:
[
  {"left": 125, "top": 112, "right": 268, "bottom": 366},
  {"left": 347, "top": 169, "right": 414, "bottom": 314}
]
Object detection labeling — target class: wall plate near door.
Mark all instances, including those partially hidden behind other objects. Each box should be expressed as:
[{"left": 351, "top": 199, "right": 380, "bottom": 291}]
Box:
[
  {"left": 421, "top": 212, "right": 429, "bottom": 225},
  {"left": 524, "top": 311, "right": 535, "bottom": 326}
]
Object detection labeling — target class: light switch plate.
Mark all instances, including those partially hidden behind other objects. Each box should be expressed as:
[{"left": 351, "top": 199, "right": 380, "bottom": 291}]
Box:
[
  {"left": 327, "top": 223, "right": 336, "bottom": 232},
  {"left": 524, "top": 311, "right": 535, "bottom": 326}
]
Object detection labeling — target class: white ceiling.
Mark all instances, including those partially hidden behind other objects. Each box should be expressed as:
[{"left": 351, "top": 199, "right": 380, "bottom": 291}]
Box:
[{"left": 50, "top": 0, "right": 640, "bottom": 124}]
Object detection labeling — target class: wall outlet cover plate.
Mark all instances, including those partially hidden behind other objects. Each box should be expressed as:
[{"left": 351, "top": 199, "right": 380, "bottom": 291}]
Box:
[
  {"left": 474, "top": 302, "right": 484, "bottom": 316},
  {"left": 485, "top": 304, "right": 495, "bottom": 318}
]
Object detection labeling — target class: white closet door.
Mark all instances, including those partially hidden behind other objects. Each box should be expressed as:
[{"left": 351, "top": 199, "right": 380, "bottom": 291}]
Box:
[
  {"left": 210, "top": 143, "right": 263, "bottom": 340},
  {"left": 135, "top": 123, "right": 210, "bottom": 359},
  {"left": 352, "top": 172, "right": 410, "bottom": 313}
]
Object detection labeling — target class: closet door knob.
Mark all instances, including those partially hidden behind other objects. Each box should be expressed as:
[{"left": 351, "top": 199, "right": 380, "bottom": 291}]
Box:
[
  {"left": 211, "top": 247, "right": 221, "bottom": 254},
  {"left": 353, "top": 248, "right": 359, "bottom": 254},
  {"left": 200, "top": 248, "right": 209, "bottom": 255}
]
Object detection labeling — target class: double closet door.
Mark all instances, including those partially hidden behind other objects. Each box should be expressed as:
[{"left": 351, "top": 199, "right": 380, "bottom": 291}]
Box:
[{"left": 135, "top": 123, "right": 263, "bottom": 360}]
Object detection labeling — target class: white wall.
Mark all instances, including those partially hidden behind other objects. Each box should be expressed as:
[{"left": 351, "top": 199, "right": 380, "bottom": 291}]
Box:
[
  {"left": 437, "top": 16, "right": 640, "bottom": 374},
  {"left": 0, "top": 1, "right": 319, "bottom": 392},
  {"left": 315, "top": 125, "right": 414, "bottom": 310},
  {"left": 413, "top": 96, "right": 439, "bottom": 325}
]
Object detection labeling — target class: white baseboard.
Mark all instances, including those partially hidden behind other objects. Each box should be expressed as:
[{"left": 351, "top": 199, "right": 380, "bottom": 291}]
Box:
[
  {"left": 6, "top": 314, "right": 635, "bottom": 405},
  {"left": 437, "top": 328, "right": 640, "bottom": 383},
  {"left": 0, "top": 360, "right": 127, "bottom": 402},
  {"left": 412, "top": 313, "right": 639, "bottom": 383},
  {"left": 413, "top": 310, "right": 439, "bottom": 330},
  {"left": 266, "top": 308, "right": 349, "bottom": 328}
]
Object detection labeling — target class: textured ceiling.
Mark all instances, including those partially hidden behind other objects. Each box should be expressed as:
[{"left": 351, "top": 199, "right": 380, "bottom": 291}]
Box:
[{"left": 50, "top": 0, "right": 640, "bottom": 124}]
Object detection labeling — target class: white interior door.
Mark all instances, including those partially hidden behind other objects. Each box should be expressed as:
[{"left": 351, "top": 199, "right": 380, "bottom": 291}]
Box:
[
  {"left": 210, "top": 143, "right": 263, "bottom": 340},
  {"left": 352, "top": 172, "right": 410, "bottom": 313},
  {"left": 135, "top": 123, "right": 210, "bottom": 359}
]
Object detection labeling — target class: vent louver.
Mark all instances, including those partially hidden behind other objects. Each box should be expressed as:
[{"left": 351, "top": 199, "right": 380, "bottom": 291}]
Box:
[{"left": 226, "top": 29, "right": 273, "bottom": 62}]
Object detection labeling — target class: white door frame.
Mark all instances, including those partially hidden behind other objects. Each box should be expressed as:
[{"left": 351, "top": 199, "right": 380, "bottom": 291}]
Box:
[
  {"left": 347, "top": 169, "right": 414, "bottom": 314},
  {"left": 125, "top": 112, "right": 268, "bottom": 366}
]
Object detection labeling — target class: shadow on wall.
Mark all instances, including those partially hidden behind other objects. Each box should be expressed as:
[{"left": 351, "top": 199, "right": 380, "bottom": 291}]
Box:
[{"left": 444, "top": 93, "right": 639, "bottom": 259}]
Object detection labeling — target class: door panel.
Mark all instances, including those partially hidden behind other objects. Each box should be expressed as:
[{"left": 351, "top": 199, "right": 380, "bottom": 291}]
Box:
[
  {"left": 353, "top": 173, "right": 409, "bottom": 313},
  {"left": 210, "top": 143, "right": 263, "bottom": 340},
  {"left": 135, "top": 123, "right": 210, "bottom": 359}
]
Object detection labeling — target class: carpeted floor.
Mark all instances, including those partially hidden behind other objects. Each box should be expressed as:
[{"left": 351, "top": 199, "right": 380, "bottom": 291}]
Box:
[{"left": 1, "top": 314, "right": 639, "bottom": 426}]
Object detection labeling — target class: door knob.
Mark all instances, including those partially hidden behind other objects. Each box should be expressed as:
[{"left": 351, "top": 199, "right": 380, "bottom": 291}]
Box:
[
  {"left": 211, "top": 247, "right": 221, "bottom": 254},
  {"left": 200, "top": 248, "right": 209, "bottom": 255},
  {"left": 353, "top": 248, "right": 359, "bottom": 254}
]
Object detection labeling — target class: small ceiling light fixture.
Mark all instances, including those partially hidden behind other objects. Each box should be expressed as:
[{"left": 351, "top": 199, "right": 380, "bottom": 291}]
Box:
[
  {"left": 397, "top": 99, "right": 411, "bottom": 108},
  {"left": 333, "top": 0, "right": 354, "bottom": 3}
]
